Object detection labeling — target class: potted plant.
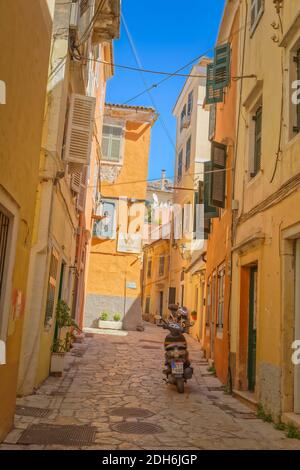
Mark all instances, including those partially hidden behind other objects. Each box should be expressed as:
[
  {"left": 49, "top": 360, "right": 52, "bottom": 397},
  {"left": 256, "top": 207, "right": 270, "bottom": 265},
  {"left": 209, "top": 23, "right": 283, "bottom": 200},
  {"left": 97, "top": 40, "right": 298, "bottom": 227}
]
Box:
[
  {"left": 98, "top": 311, "right": 123, "bottom": 330},
  {"left": 50, "top": 300, "right": 80, "bottom": 376},
  {"left": 191, "top": 310, "right": 197, "bottom": 321}
]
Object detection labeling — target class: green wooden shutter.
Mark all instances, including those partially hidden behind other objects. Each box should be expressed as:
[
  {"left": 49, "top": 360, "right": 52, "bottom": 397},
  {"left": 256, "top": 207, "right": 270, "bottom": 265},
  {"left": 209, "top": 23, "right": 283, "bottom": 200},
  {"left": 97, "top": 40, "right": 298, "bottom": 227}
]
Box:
[
  {"left": 214, "top": 43, "right": 231, "bottom": 90},
  {"left": 206, "top": 63, "right": 223, "bottom": 105},
  {"left": 178, "top": 149, "right": 183, "bottom": 180},
  {"left": 210, "top": 142, "right": 227, "bottom": 208},
  {"left": 203, "top": 161, "right": 219, "bottom": 218}
]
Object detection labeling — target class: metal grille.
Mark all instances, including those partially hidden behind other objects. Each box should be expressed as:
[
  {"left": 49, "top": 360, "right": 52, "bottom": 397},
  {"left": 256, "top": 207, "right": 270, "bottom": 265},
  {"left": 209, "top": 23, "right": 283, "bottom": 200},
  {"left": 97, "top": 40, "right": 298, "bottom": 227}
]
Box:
[
  {"left": 110, "top": 407, "right": 153, "bottom": 418},
  {"left": 0, "top": 210, "right": 9, "bottom": 303},
  {"left": 112, "top": 422, "right": 163, "bottom": 435},
  {"left": 16, "top": 406, "right": 50, "bottom": 418},
  {"left": 207, "top": 386, "right": 224, "bottom": 391},
  {"left": 141, "top": 345, "right": 161, "bottom": 350},
  {"left": 18, "top": 424, "right": 96, "bottom": 446}
]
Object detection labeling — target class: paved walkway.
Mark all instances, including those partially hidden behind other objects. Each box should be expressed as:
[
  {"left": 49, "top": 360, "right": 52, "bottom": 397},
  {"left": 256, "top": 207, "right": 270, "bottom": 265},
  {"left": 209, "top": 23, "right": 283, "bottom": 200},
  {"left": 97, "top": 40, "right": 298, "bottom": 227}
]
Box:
[{"left": 2, "top": 323, "right": 300, "bottom": 450}]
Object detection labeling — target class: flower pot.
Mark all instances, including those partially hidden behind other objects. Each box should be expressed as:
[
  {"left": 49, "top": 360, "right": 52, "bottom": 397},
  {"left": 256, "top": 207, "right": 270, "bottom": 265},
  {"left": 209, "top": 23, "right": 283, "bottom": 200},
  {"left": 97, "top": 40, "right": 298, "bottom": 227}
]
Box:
[
  {"left": 98, "top": 320, "right": 123, "bottom": 330},
  {"left": 50, "top": 352, "right": 65, "bottom": 376}
]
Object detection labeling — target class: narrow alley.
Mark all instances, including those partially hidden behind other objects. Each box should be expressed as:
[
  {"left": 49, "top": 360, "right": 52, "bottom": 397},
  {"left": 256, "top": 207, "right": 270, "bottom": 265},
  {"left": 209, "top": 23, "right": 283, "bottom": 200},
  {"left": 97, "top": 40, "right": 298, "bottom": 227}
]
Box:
[{"left": 2, "top": 324, "right": 300, "bottom": 451}]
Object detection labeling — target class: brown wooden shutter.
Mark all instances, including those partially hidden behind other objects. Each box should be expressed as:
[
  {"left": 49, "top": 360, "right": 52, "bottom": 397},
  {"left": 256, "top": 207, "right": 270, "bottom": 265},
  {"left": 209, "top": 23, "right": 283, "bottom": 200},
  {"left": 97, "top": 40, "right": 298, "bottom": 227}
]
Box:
[
  {"left": 210, "top": 142, "right": 227, "bottom": 208},
  {"left": 64, "top": 94, "right": 96, "bottom": 165},
  {"left": 203, "top": 161, "right": 219, "bottom": 218}
]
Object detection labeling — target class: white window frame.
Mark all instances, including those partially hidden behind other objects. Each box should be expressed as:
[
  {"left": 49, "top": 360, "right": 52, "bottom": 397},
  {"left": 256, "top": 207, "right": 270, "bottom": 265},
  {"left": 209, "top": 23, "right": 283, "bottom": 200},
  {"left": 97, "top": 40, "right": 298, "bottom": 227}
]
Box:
[
  {"left": 250, "top": 0, "right": 264, "bottom": 37},
  {"left": 101, "top": 122, "right": 125, "bottom": 165},
  {"left": 0, "top": 189, "right": 19, "bottom": 341}
]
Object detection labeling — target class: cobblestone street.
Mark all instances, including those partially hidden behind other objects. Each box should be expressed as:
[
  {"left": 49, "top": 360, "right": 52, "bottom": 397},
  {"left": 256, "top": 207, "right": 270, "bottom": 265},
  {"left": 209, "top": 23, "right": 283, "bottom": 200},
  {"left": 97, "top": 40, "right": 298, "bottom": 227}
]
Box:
[{"left": 2, "top": 324, "right": 300, "bottom": 450}]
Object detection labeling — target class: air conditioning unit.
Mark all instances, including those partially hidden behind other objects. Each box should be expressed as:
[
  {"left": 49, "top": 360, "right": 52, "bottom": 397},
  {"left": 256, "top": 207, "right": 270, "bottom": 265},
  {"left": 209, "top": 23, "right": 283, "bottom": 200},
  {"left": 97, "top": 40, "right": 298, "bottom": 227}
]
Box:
[{"left": 70, "top": 1, "right": 80, "bottom": 29}]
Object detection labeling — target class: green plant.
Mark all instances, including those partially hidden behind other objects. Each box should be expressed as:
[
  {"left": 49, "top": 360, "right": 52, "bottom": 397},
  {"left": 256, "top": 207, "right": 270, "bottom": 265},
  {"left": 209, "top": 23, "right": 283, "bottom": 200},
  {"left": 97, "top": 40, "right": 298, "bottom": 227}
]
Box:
[
  {"left": 51, "top": 300, "right": 80, "bottom": 353},
  {"left": 113, "top": 313, "right": 121, "bottom": 322},
  {"left": 273, "top": 421, "right": 300, "bottom": 440},
  {"left": 100, "top": 311, "right": 109, "bottom": 321},
  {"left": 286, "top": 424, "right": 300, "bottom": 440},
  {"left": 257, "top": 404, "right": 273, "bottom": 423},
  {"left": 191, "top": 310, "right": 197, "bottom": 318},
  {"left": 207, "top": 365, "right": 216, "bottom": 375}
]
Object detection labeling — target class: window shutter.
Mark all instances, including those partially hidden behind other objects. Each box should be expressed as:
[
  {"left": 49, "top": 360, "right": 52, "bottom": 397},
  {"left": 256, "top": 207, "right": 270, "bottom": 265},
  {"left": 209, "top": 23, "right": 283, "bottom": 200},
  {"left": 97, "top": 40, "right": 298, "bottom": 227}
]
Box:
[
  {"left": 101, "top": 125, "right": 123, "bottom": 162},
  {"left": 203, "top": 161, "right": 219, "bottom": 218},
  {"left": 77, "top": 165, "right": 87, "bottom": 211},
  {"left": 68, "top": 163, "right": 82, "bottom": 193},
  {"left": 210, "top": 141, "right": 227, "bottom": 208},
  {"left": 206, "top": 63, "right": 223, "bottom": 105},
  {"left": 208, "top": 104, "right": 216, "bottom": 141},
  {"left": 214, "top": 43, "right": 231, "bottom": 90},
  {"left": 64, "top": 93, "right": 96, "bottom": 165},
  {"left": 80, "top": 0, "right": 89, "bottom": 17},
  {"left": 178, "top": 150, "right": 183, "bottom": 181},
  {"left": 185, "top": 137, "right": 191, "bottom": 170}
]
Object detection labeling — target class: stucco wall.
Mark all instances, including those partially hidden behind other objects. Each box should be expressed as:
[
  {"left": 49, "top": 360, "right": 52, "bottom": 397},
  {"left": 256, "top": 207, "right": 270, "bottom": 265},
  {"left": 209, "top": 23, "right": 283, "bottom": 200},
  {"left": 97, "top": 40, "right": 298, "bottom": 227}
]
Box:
[{"left": 0, "top": 0, "right": 52, "bottom": 441}]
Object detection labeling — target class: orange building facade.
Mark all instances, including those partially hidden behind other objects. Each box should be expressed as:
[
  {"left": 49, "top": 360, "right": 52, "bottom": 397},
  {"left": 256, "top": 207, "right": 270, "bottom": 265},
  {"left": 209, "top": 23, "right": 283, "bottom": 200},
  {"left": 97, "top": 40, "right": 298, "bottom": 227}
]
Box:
[{"left": 202, "top": 2, "right": 239, "bottom": 386}]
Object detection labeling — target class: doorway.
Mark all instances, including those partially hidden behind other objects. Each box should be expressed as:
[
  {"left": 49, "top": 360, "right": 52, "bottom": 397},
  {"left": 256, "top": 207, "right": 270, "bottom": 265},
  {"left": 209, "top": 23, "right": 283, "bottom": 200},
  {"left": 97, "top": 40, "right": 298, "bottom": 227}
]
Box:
[
  {"left": 248, "top": 266, "right": 258, "bottom": 392},
  {"left": 159, "top": 291, "right": 163, "bottom": 318},
  {"left": 294, "top": 240, "right": 300, "bottom": 413}
]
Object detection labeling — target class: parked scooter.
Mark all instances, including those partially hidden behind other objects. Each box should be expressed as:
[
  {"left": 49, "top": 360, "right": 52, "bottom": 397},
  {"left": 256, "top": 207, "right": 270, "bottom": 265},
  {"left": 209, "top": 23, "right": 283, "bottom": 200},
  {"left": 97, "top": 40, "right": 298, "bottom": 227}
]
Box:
[
  {"left": 167, "top": 303, "right": 189, "bottom": 328},
  {"left": 161, "top": 317, "right": 193, "bottom": 393}
]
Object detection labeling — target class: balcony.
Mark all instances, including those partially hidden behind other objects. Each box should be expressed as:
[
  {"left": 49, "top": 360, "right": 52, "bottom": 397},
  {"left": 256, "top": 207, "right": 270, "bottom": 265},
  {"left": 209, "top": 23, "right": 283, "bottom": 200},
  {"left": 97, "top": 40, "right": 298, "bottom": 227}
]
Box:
[{"left": 92, "top": 0, "right": 121, "bottom": 44}]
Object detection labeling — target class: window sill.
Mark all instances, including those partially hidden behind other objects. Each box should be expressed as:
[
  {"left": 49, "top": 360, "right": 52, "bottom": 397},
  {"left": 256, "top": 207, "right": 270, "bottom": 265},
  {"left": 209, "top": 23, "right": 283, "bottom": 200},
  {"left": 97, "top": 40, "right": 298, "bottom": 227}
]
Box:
[
  {"left": 246, "top": 168, "right": 263, "bottom": 187},
  {"left": 283, "top": 131, "right": 300, "bottom": 153},
  {"left": 101, "top": 160, "right": 123, "bottom": 166}
]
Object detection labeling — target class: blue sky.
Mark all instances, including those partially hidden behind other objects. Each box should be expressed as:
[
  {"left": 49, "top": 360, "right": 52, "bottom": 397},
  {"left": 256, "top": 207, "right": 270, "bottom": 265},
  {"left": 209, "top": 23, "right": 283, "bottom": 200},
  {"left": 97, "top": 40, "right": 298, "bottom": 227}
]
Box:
[{"left": 106, "top": 0, "right": 226, "bottom": 181}]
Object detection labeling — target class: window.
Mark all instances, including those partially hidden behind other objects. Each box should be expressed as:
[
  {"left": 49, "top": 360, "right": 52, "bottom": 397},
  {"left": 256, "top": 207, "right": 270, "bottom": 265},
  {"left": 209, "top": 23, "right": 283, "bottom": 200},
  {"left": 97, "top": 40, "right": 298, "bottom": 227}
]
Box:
[
  {"left": 208, "top": 104, "right": 216, "bottom": 141},
  {"left": 293, "top": 49, "right": 300, "bottom": 136},
  {"left": 217, "top": 267, "right": 225, "bottom": 332},
  {"left": 177, "top": 149, "right": 183, "bottom": 181},
  {"left": 168, "top": 287, "right": 176, "bottom": 305},
  {"left": 206, "top": 281, "right": 211, "bottom": 327},
  {"left": 145, "top": 297, "right": 151, "bottom": 314},
  {"left": 101, "top": 124, "right": 123, "bottom": 163},
  {"left": 211, "top": 272, "right": 217, "bottom": 329},
  {"left": 0, "top": 194, "right": 19, "bottom": 341},
  {"left": 147, "top": 259, "right": 152, "bottom": 278},
  {"left": 44, "top": 250, "right": 59, "bottom": 326},
  {"left": 210, "top": 141, "right": 227, "bottom": 207},
  {"left": 0, "top": 210, "right": 10, "bottom": 312},
  {"left": 180, "top": 105, "right": 187, "bottom": 132},
  {"left": 250, "top": 0, "right": 264, "bottom": 36},
  {"left": 159, "top": 255, "right": 165, "bottom": 277},
  {"left": 93, "top": 199, "right": 116, "bottom": 239},
  {"left": 251, "top": 105, "right": 262, "bottom": 178},
  {"left": 187, "top": 91, "right": 193, "bottom": 116},
  {"left": 185, "top": 136, "right": 191, "bottom": 170}
]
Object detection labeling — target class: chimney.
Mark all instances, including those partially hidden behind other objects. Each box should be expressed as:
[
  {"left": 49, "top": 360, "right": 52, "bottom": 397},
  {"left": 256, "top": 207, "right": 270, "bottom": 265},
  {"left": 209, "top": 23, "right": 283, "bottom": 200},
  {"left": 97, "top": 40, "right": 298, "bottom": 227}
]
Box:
[{"left": 161, "top": 169, "right": 166, "bottom": 190}]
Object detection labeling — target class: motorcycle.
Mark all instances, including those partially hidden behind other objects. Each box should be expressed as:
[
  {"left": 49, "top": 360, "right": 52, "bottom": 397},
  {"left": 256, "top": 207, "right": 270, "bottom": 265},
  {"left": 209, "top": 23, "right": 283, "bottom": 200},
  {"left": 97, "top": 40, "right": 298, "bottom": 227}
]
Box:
[
  {"left": 167, "top": 303, "right": 189, "bottom": 329},
  {"left": 161, "top": 318, "right": 193, "bottom": 393}
]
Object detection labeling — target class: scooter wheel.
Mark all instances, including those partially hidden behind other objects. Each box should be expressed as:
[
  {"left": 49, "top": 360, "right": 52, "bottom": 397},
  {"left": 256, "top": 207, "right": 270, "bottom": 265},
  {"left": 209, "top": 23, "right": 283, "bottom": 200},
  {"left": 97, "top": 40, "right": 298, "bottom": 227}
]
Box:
[{"left": 176, "top": 378, "right": 184, "bottom": 393}]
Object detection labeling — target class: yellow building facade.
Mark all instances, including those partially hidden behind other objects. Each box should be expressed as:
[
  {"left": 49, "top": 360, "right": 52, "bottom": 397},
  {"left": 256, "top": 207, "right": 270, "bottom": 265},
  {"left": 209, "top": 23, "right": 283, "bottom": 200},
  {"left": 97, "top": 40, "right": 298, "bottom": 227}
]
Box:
[
  {"left": 85, "top": 104, "right": 157, "bottom": 330},
  {"left": 0, "top": 0, "right": 53, "bottom": 441},
  {"left": 17, "top": 0, "right": 120, "bottom": 396},
  {"left": 230, "top": 0, "right": 300, "bottom": 426}
]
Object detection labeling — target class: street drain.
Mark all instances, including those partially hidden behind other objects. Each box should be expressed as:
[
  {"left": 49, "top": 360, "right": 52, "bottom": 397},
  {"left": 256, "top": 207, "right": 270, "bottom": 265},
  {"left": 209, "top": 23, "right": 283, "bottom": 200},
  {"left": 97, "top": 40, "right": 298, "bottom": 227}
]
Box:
[
  {"left": 18, "top": 424, "right": 97, "bottom": 446},
  {"left": 15, "top": 406, "right": 50, "bottom": 418},
  {"left": 110, "top": 407, "right": 153, "bottom": 418},
  {"left": 207, "top": 386, "right": 224, "bottom": 391},
  {"left": 233, "top": 412, "right": 257, "bottom": 419},
  {"left": 141, "top": 345, "right": 161, "bottom": 350},
  {"left": 139, "top": 339, "right": 161, "bottom": 344},
  {"left": 112, "top": 422, "right": 163, "bottom": 434}
]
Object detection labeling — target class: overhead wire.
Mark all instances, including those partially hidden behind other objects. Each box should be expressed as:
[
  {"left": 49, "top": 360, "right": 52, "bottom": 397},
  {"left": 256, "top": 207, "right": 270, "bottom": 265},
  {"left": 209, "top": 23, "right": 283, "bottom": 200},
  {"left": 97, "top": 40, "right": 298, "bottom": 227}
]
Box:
[{"left": 120, "top": 12, "right": 176, "bottom": 149}]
